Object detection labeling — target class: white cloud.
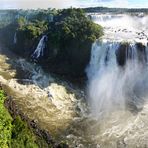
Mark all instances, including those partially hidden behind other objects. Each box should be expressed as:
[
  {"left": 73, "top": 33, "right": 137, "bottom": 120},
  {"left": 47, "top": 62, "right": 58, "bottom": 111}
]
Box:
[
  {"left": 104, "top": 0, "right": 129, "bottom": 8},
  {"left": 84, "top": 0, "right": 129, "bottom": 8},
  {"left": 0, "top": 0, "right": 148, "bottom": 9},
  {"left": 1, "top": 0, "right": 79, "bottom": 9}
]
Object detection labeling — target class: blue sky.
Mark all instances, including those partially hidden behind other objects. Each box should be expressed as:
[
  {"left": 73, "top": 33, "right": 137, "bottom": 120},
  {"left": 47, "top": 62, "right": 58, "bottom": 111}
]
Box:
[{"left": 1, "top": 0, "right": 148, "bottom": 9}]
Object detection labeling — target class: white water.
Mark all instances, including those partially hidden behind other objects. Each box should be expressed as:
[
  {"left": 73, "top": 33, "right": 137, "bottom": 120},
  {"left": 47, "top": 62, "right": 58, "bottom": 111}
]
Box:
[
  {"left": 86, "top": 13, "right": 148, "bottom": 117},
  {"left": 31, "top": 35, "right": 48, "bottom": 59},
  {"left": 77, "top": 13, "right": 148, "bottom": 147},
  {"left": 91, "top": 13, "right": 148, "bottom": 43},
  {"left": 86, "top": 41, "right": 148, "bottom": 117},
  {"left": 0, "top": 47, "right": 87, "bottom": 139}
]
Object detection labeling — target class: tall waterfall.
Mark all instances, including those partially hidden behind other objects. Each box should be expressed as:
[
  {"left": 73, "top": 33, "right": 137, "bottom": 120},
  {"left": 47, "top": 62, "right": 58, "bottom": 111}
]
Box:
[
  {"left": 86, "top": 40, "right": 148, "bottom": 117},
  {"left": 31, "top": 35, "right": 48, "bottom": 59}
]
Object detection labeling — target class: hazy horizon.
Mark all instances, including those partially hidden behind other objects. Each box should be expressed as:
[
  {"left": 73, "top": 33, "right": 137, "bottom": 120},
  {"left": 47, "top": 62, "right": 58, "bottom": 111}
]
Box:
[{"left": 1, "top": 0, "right": 148, "bottom": 10}]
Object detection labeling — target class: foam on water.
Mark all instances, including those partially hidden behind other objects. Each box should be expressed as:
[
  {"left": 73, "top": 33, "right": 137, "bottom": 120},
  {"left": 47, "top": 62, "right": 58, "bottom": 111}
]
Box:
[
  {"left": 91, "top": 14, "right": 148, "bottom": 43},
  {"left": 0, "top": 48, "right": 86, "bottom": 138}
]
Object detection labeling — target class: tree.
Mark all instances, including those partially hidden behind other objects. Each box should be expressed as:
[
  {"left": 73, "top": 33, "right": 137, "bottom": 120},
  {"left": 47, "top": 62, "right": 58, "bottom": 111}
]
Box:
[{"left": 47, "top": 8, "right": 104, "bottom": 77}]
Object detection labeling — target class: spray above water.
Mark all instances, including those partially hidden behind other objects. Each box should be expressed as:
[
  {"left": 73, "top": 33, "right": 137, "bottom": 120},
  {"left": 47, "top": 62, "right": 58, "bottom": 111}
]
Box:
[
  {"left": 85, "top": 13, "right": 148, "bottom": 118},
  {"left": 86, "top": 40, "right": 148, "bottom": 118}
]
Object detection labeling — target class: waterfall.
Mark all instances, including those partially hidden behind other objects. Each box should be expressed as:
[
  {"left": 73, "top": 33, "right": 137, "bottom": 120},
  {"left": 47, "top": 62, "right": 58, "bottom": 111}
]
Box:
[
  {"left": 86, "top": 40, "right": 148, "bottom": 117},
  {"left": 31, "top": 35, "right": 48, "bottom": 59},
  {"left": 86, "top": 40, "right": 120, "bottom": 80},
  {"left": 90, "top": 14, "right": 122, "bottom": 22},
  {"left": 13, "top": 32, "right": 17, "bottom": 44}
]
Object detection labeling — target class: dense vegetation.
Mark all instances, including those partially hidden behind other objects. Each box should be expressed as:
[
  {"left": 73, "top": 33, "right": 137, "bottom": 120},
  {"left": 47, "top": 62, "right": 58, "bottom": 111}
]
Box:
[
  {"left": 0, "top": 89, "right": 52, "bottom": 148},
  {"left": 0, "top": 90, "right": 12, "bottom": 147},
  {"left": 0, "top": 8, "right": 103, "bottom": 78},
  {"left": 0, "top": 88, "right": 68, "bottom": 148},
  {"left": 47, "top": 8, "right": 103, "bottom": 77}
]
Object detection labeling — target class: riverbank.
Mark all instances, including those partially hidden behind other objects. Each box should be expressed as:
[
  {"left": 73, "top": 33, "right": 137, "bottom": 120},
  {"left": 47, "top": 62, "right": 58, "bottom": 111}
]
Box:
[{"left": 0, "top": 85, "right": 61, "bottom": 147}]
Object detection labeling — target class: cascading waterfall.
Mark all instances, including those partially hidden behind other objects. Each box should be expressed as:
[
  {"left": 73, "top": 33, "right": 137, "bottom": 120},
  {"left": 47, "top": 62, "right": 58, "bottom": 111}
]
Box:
[
  {"left": 31, "top": 35, "right": 48, "bottom": 59},
  {"left": 89, "top": 14, "right": 122, "bottom": 22},
  {"left": 13, "top": 32, "right": 17, "bottom": 44},
  {"left": 86, "top": 40, "right": 120, "bottom": 80},
  {"left": 86, "top": 40, "right": 148, "bottom": 117}
]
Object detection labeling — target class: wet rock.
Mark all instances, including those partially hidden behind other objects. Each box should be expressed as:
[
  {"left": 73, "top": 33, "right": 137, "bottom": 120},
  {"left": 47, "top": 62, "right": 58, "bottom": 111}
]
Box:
[
  {"left": 116, "top": 42, "right": 129, "bottom": 66},
  {"left": 116, "top": 42, "right": 147, "bottom": 67},
  {"left": 136, "top": 42, "right": 147, "bottom": 63}
]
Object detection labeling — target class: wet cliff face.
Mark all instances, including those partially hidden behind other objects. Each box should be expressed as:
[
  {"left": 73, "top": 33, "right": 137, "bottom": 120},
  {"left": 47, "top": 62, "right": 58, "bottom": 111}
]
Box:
[
  {"left": 0, "top": 9, "right": 103, "bottom": 79},
  {"left": 0, "top": 24, "right": 37, "bottom": 58},
  {"left": 0, "top": 27, "right": 91, "bottom": 78},
  {"left": 116, "top": 42, "right": 147, "bottom": 67},
  {"left": 116, "top": 43, "right": 128, "bottom": 66},
  {"left": 136, "top": 42, "right": 147, "bottom": 64},
  {"left": 44, "top": 38, "right": 92, "bottom": 78},
  {"left": 13, "top": 31, "right": 36, "bottom": 57}
]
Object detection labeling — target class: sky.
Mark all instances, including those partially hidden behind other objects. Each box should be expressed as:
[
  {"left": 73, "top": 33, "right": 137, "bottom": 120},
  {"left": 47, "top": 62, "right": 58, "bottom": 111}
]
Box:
[{"left": 1, "top": 0, "right": 148, "bottom": 9}]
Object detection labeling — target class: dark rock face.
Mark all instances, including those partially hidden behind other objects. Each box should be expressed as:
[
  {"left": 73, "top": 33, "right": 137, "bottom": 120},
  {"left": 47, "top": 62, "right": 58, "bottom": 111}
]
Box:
[
  {"left": 13, "top": 34, "right": 36, "bottom": 57},
  {"left": 46, "top": 39, "right": 92, "bottom": 77},
  {"left": 0, "top": 23, "right": 16, "bottom": 47},
  {"left": 116, "top": 43, "right": 128, "bottom": 66},
  {"left": 13, "top": 32, "right": 49, "bottom": 59},
  {"left": 136, "top": 42, "right": 147, "bottom": 64},
  {"left": 116, "top": 42, "right": 147, "bottom": 66},
  {"left": 0, "top": 24, "right": 35, "bottom": 58}
]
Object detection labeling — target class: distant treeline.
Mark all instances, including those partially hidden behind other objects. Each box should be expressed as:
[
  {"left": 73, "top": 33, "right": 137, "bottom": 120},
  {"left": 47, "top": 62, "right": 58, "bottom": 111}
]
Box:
[
  {"left": 0, "top": 9, "right": 57, "bottom": 28},
  {"left": 83, "top": 7, "right": 148, "bottom": 14}
]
